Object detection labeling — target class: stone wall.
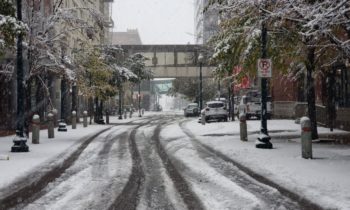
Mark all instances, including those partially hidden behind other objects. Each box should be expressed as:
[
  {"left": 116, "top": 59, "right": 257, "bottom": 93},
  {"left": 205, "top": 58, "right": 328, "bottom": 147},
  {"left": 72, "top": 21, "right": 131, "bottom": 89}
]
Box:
[
  {"left": 273, "top": 101, "right": 350, "bottom": 131},
  {"left": 273, "top": 101, "right": 308, "bottom": 119},
  {"left": 316, "top": 105, "right": 327, "bottom": 126},
  {"left": 272, "top": 101, "right": 296, "bottom": 118},
  {"left": 336, "top": 108, "right": 350, "bottom": 131}
]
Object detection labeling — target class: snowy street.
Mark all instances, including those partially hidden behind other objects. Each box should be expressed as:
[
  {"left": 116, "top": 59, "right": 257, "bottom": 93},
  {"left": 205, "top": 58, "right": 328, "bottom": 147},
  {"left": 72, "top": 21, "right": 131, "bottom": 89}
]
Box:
[
  {"left": 1, "top": 0, "right": 349, "bottom": 209},
  {"left": 1, "top": 112, "right": 349, "bottom": 210}
]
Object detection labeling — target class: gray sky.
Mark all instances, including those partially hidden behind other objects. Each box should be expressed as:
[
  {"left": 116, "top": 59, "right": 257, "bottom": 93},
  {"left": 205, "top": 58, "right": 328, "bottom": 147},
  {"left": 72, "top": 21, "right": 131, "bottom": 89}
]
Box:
[{"left": 112, "top": 0, "right": 195, "bottom": 44}]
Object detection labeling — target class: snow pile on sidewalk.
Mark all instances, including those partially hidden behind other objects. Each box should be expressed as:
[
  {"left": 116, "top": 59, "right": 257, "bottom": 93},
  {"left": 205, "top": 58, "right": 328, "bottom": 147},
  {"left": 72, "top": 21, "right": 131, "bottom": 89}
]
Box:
[{"left": 185, "top": 119, "right": 350, "bottom": 210}]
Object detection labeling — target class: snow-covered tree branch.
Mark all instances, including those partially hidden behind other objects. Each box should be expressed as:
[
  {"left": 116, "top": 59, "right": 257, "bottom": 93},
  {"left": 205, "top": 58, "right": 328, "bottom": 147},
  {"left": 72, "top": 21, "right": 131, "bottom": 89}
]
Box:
[{"left": 0, "top": 0, "right": 27, "bottom": 57}]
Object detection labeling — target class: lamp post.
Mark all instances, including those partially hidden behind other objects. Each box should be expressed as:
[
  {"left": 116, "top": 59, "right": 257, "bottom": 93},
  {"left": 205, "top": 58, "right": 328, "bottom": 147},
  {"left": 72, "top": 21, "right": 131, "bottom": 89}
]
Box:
[
  {"left": 12, "top": 0, "right": 29, "bottom": 152},
  {"left": 118, "top": 83, "right": 123, "bottom": 119},
  {"left": 58, "top": 78, "right": 68, "bottom": 131},
  {"left": 138, "top": 67, "right": 142, "bottom": 117},
  {"left": 230, "top": 79, "right": 235, "bottom": 121},
  {"left": 198, "top": 53, "right": 204, "bottom": 111},
  {"left": 72, "top": 81, "right": 77, "bottom": 115},
  {"left": 256, "top": 2, "right": 272, "bottom": 149}
]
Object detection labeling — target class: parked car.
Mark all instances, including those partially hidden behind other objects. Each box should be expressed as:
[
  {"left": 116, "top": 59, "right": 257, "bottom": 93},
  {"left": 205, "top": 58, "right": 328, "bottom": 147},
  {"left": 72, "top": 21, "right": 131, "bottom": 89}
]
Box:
[
  {"left": 184, "top": 103, "right": 199, "bottom": 117},
  {"left": 203, "top": 101, "right": 228, "bottom": 122},
  {"left": 239, "top": 94, "right": 272, "bottom": 120}
]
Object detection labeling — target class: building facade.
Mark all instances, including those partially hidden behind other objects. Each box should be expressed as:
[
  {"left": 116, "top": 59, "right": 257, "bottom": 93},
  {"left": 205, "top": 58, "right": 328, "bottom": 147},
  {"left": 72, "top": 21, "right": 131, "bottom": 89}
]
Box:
[
  {"left": 110, "top": 29, "right": 142, "bottom": 45},
  {"left": 0, "top": 0, "right": 114, "bottom": 134},
  {"left": 194, "top": 0, "right": 219, "bottom": 44}
]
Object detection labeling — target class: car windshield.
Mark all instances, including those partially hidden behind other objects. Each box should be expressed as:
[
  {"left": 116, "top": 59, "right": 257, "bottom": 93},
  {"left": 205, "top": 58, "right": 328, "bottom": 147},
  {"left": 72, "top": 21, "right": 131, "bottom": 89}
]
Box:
[{"left": 208, "top": 103, "right": 224, "bottom": 108}]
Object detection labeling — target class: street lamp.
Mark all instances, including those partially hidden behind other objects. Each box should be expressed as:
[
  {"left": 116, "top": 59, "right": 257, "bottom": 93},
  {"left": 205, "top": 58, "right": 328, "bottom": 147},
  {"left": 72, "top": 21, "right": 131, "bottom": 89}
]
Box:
[
  {"left": 256, "top": 2, "right": 272, "bottom": 149},
  {"left": 198, "top": 53, "right": 204, "bottom": 111},
  {"left": 72, "top": 81, "right": 77, "bottom": 113},
  {"left": 12, "top": 0, "right": 29, "bottom": 152},
  {"left": 58, "top": 78, "right": 68, "bottom": 132},
  {"left": 138, "top": 68, "right": 142, "bottom": 117},
  {"left": 138, "top": 82, "right": 141, "bottom": 117},
  {"left": 118, "top": 83, "right": 123, "bottom": 119}
]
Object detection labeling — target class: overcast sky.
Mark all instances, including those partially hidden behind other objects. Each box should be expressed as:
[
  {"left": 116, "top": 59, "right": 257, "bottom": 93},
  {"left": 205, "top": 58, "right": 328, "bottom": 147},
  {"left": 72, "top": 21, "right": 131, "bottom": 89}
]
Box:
[{"left": 111, "top": 0, "right": 195, "bottom": 44}]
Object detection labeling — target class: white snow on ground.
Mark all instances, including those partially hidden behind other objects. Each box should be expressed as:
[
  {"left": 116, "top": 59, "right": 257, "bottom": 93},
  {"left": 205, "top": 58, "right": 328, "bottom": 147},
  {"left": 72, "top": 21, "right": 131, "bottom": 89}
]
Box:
[
  {"left": 160, "top": 123, "right": 265, "bottom": 210},
  {"left": 136, "top": 124, "right": 188, "bottom": 210},
  {"left": 23, "top": 126, "right": 133, "bottom": 210},
  {"left": 179, "top": 118, "right": 350, "bottom": 210},
  {"left": 1, "top": 112, "right": 350, "bottom": 209},
  {"left": 0, "top": 123, "right": 109, "bottom": 190},
  {"left": 0, "top": 115, "right": 143, "bottom": 192}
]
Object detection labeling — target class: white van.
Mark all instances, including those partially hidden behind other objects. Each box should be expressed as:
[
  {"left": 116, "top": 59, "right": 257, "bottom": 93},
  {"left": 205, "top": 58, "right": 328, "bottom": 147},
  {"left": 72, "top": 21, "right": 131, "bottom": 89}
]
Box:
[{"left": 239, "top": 95, "right": 271, "bottom": 120}]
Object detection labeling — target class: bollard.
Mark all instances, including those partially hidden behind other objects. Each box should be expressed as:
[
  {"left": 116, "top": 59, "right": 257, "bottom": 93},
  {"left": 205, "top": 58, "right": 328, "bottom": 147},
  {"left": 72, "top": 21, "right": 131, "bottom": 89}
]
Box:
[
  {"left": 72, "top": 111, "right": 77, "bottom": 129},
  {"left": 32, "top": 114, "right": 40, "bottom": 144},
  {"left": 301, "top": 116, "right": 312, "bottom": 159},
  {"left": 48, "top": 112, "right": 54, "bottom": 138},
  {"left": 124, "top": 109, "right": 127, "bottom": 119},
  {"left": 201, "top": 111, "right": 206, "bottom": 125},
  {"left": 106, "top": 110, "right": 109, "bottom": 124},
  {"left": 83, "top": 111, "right": 88, "bottom": 127},
  {"left": 129, "top": 110, "right": 133, "bottom": 118},
  {"left": 142, "top": 108, "right": 144, "bottom": 115},
  {"left": 239, "top": 113, "right": 247, "bottom": 141}
]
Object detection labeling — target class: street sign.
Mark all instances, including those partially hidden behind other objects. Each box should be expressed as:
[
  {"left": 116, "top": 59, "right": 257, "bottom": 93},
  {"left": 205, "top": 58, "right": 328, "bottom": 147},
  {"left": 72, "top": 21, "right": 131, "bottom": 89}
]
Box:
[{"left": 257, "top": 59, "right": 272, "bottom": 78}]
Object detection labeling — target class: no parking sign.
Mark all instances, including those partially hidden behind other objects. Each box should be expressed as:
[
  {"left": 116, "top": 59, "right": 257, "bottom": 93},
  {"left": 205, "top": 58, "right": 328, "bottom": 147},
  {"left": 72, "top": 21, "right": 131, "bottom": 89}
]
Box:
[{"left": 257, "top": 59, "right": 272, "bottom": 78}]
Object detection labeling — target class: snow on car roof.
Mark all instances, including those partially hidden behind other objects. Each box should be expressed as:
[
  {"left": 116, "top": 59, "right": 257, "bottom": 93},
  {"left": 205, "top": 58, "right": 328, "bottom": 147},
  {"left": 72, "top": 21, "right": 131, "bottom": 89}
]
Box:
[{"left": 206, "top": 101, "right": 224, "bottom": 104}]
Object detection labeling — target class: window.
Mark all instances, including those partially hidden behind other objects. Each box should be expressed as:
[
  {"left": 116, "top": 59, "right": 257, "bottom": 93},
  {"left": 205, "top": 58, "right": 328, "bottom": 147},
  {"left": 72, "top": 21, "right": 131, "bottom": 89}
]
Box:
[{"left": 208, "top": 103, "right": 224, "bottom": 108}]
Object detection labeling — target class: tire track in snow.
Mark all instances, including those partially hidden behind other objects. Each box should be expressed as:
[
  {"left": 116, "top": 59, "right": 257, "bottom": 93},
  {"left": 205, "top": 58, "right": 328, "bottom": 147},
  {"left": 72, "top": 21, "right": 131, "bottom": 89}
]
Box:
[
  {"left": 179, "top": 120, "right": 324, "bottom": 210},
  {"left": 18, "top": 127, "right": 125, "bottom": 210},
  {"left": 152, "top": 119, "right": 205, "bottom": 210},
  {"left": 1, "top": 127, "right": 112, "bottom": 210},
  {"left": 108, "top": 123, "right": 147, "bottom": 210},
  {"left": 136, "top": 121, "right": 187, "bottom": 210},
  {"left": 108, "top": 116, "right": 170, "bottom": 210}
]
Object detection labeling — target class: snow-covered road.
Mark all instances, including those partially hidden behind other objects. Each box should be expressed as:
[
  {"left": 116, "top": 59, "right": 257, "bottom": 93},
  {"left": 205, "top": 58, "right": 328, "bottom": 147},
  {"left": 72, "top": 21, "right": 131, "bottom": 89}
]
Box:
[
  {"left": 19, "top": 126, "right": 132, "bottom": 210},
  {"left": 2, "top": 112, "right": 340, "bottom": 210}
]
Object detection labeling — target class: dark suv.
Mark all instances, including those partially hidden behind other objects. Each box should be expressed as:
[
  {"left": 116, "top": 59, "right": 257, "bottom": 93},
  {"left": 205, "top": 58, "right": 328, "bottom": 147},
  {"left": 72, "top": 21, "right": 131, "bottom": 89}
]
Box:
[{"left": 184, "top": 103, "right": 199, "bottom": 117}]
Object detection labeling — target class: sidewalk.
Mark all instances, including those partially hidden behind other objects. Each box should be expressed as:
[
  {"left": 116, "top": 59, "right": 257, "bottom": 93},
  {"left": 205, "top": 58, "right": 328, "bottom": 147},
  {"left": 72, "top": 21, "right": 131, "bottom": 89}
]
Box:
[
  {"left": 0, "top": 113, "right": 153, "bottom": 194},
  {"left": 0, "top": 122, "right": 114, "bottom": 191},
  {"left": 186, "top": 119, "right": 350, "bottom": 210}
]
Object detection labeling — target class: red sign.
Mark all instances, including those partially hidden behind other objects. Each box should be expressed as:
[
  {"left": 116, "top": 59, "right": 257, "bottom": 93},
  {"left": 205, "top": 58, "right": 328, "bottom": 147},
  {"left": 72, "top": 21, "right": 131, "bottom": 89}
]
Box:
[
  {"left": 241, "top": 76, "right": 250, "bottom": 88},
  {"left": 232, "top": 65, "right": 242, "bottom": 76},
  {"left": 232, "top": 76, "right": 250, "bottom": 93}
]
